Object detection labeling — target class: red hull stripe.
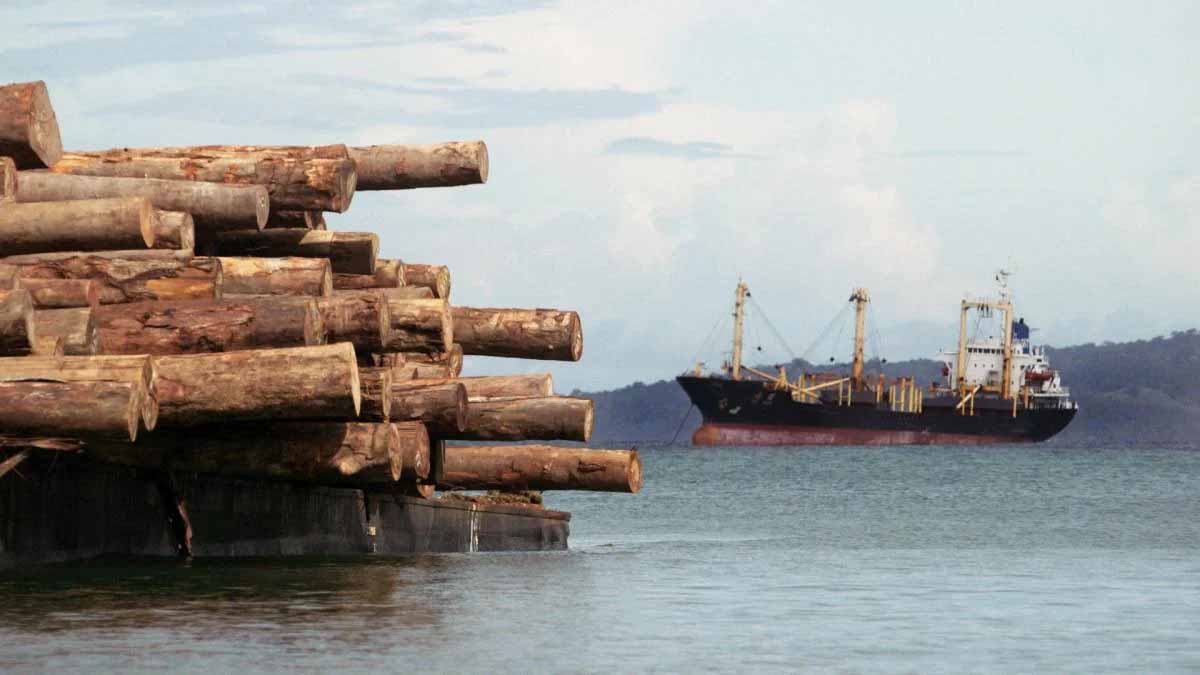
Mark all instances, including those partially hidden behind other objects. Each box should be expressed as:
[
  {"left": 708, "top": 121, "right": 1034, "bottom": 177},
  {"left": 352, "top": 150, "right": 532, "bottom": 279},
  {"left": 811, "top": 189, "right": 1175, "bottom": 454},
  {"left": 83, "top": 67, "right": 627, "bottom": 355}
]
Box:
[{"left": 692, "top": 423, "right": 1028, "bottom": 446}]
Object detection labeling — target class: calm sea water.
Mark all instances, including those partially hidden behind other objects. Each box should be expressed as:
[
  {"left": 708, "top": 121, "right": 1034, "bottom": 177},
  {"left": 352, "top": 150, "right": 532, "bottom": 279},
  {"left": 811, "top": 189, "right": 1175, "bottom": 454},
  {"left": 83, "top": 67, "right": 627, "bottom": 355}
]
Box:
[{"left": 2, "top": 445, "right": 1198, "bottom": 673}]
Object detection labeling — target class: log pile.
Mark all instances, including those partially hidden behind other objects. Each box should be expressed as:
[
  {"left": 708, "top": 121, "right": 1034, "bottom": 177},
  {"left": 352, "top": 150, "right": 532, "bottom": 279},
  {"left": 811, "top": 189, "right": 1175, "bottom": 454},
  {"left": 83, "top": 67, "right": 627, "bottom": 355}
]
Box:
[{"left": 0, "top": 79, "right": 639, "bottom": 537}]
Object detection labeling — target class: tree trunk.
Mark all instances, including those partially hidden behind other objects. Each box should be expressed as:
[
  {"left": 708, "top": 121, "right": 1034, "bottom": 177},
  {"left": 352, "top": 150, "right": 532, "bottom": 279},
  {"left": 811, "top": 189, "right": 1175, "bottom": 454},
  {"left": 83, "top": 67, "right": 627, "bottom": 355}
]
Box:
[
  {"left": 209, "top": 229, "right": 378, "bottom": 275},
  {"left": 34, "top": 307, "right": 97, "bottom": 355},
  {"left": 19, "top": 278, "right": 99, "bottom": 308},
  {"left": 266, "top": 210, "right": 324, "bottom": 230},
  {"left": 214, "top": 256, "right": 332, "bottom": 297},
  {"left": 368, "top": 286, "right": 431, "bottom": 300},
  {"left": 315, "top": 290, "right": 390, "bottom": 351},
  {"left": 154, "top": 211, "right": 194, "bottom": 250},
  {"left": 349, "top": 141, "right": 488, "bottom": 190},
  {"left": 0, "top": 157, "right": 15, "bottom": 201},
  {"left": 14, "top": 256, "right": 221, "bottom": 305},
  {"left": 0, "top": 289, "right": 35, "bottom": 356},
  {"left": 411, "top": 364, "right": 452, "bottom": 380},
  {"left": 0, "top": 81, "right": 63, "bottom": 169},
  {"left": 0, "top": 354, "right": 157, "bottom": 430},
  {"left": 15, "top": 171, "right": 269, "bottom": 230},
  {"left": 153, "top": 343, "right": 360, "bottom": 426},
  {"left": 452, "top": 307, "right": 582, "bottom": 361},
  {"left": 0, "top": 380, "right": 141, "bottom": 441},
  {"left": 426, "top": 374, "right": 554, "bottom": 399},
  {"left": 98, "top": 144, "right": 350, "bottom": 161},
  {"left": 2, "top": 249, "right": 194, "bottom": 264},
  {"left": 0, "top": 197, "right": 156, "bottom": 255},
  {"left": 332, "top": 259, "right": 404, "bottom": 290},
  {"left": 388, "top": 381, "right": 466, "bottom": 433},
  {"left": 392, "top": 421, "right": 430, "bottom": 481},
  {"left": 441, "top": 445, "right": 642, "bottom": 493},
  {"left": 384, "top": 298, "right": 452, "bottom": 354},
  {"left": 94, "top": 297, "right": 325, "bottom": 355},
  {"left": 53, "top": 151, "right": 356, "bottom": 212},
  {"left": 450, "top": 396, "right": 593, "bottom": 442},
  {"left": 89, "top": 422, "right": 402, "bottom": 485},
  {"left": 358, "top": 367, "right": 392, "bottom": 422},
  {"left": 401, "top": 263, "right": 450, "bottom": 299}
]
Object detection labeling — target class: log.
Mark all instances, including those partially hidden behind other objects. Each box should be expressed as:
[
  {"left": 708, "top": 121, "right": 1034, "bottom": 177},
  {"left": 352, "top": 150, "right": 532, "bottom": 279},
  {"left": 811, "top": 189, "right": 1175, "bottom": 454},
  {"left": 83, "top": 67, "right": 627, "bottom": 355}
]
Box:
[
  {"left": 153, "top": 343, "right": 360, "bottom": 426},
  {"left": 452, "top": 307, "right": 582, "bottom": 361},
  {"left": 0, "top": 156, "right": 15, "bottom": 201},
  {"left": 402, "top": 344, "right": 463, "bottom": 376},
  {"left": 19, "top": 278, "right": 99, "bottom": 308},
  {"left": 0, "top": 81, "right": 62, "bottom": 169},
  {"left": 0, "top": 263, "right": 18, "bottom": 289},
  {"left": 0, "top": 354, "right": 157, "bottom": 430},
  {"left": 387, "top": 381, "right": 466, "bottom": 433},
  {"left": 209, "top": 229, "right": 377, "bottom": 275},
  {"left": 89, "top": 422, "right": 401, "bottom": 485},
  {"left": 315, "top": 290, "right": 389, "bottom": 351},
  {"left": 154, "top": 211, "right": 194, "bottom": 250},
  {"left": 2, "top": 249, "right": 194, "bottom": 264},
  {"left": 441, "top": 445, "right": 642, "bottom": 493},
  {"left": 402, "top": 263, "right": 449, "bottom": 299},
  {"left": 0, "top": 289, "right": 35, "bottom": 356},
  {"left": 100, "top": 144, "right": 350, "bottom": 161},
  {"left": 0, "top": 197, "right": 156, "bottom": 255},
  {"left": 0, "top": 380, "right": 141, "bottom": 441},
  {"left": 94, "top": 296, "right": 325, "bottom": 355},
  {"left": 447, "top": 374, "right": 554, "bottom": 399},
  {"left": 214, "top": 256, "right": 332, "bottom": 297},
  {"left": 349, "top": 142, "right": 488, "bottom": 190},
  {"left": 358, "top": 367, "right": 392, "bottom": 422},
  {"left": 332, "top": 259, "right": 405, "bottom": 290},
  {"left": 266, "top": 210, "right": 324, "bottom": 230},
  {"left": 451, "top": 396, "right": 593, "bottom": 442},
  {"left": 14, "top": 256, "right": 220, "bottom": 304},
  {"left": 369, "top": 286, "right": 431, "bottom": 300},
  {"left": 411, "top": 364, "right": 452, "bottom": 380},
  {"left": 393, "top": 421, "right": 430, "bottom": 481},
  {"left": 14, "top": 172, "right": 269, "bottom": 230},
  {"left": 34, "top": 307, "right": 97, "bottom": 355},
  {"left": 384, "top": 298, "right": 452, "bottom": 354}
]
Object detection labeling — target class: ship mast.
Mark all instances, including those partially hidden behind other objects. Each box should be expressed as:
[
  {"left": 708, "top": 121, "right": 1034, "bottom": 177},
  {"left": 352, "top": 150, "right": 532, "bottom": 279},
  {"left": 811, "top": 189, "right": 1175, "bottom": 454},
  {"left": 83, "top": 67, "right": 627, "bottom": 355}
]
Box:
[
  {"left": 730, "top": 280, "right": 748, "bottom": 380},
  {"left": 955, "top": 270, "right": 1016, "bottom": 399},
  {"left": 849, "top": 288, "right": 870, "bottom": 389}
]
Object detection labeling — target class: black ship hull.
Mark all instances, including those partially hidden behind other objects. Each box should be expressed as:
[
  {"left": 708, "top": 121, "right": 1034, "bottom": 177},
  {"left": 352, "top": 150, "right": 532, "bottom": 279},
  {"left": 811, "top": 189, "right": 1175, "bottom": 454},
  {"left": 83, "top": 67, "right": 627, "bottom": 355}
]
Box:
[{"left": 677, "top": 376, "right": 1076, "bottom": 446}]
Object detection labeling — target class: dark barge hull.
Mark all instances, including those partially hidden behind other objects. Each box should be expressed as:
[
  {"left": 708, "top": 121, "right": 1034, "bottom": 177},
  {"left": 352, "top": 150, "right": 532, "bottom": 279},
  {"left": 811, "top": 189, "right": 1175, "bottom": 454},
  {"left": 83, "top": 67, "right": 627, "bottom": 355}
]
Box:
[
  {"left": 678, "top": 376, "right": 1075, "bottom": 446},
  {"left": 0, "top": 454, "right": 569, "bottom": 571}
]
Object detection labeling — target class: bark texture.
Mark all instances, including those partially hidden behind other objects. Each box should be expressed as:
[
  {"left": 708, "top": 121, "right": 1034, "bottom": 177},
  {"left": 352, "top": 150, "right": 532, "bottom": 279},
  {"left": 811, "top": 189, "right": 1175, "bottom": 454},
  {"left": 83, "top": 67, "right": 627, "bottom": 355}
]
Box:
[
  {"left": 401, "top": 263, "right": 450, "bottom": 299},
  {"left": 441, "top": 445, "right": 642, "bottom": 493},
  {"left": 0, "top": 263, "right": 19, "bottom": 290},
  {"left": 349, "top": 142, "right": 488, "bottom": 190},
  {"left": 0, "top": 156, "right": 15, "bottom": 201},
  {"left": 19, "top": 278, "right": 99, "bottom": 308},
  {"left": 153, "top": 343, "right": 360, "bottom": 426},
  {"left": 0, "top": 289, "right": 35, "bottom": 356},
  {"left": 332, "top": 259, "right": 404, "bottom": 290},
  {"left": 0, "top": 197, "right": 156, "bottom": 255},
  {"left": 315, "top": 290, "right": 390, "bottom": 351},
  {"left": 370, "top": 286, "right": 431, "bottom": 300},
  {"left": 452, "top": 307, "right": 582, "bottom": 361},
  {"left": 384, "top": 298, "right": 452, "bottom": 354},
  {"left": 33, "top": 307, "right": 97, "bottom": 355},
  {"left": 210, "top": 229, "right": 378, "bottom": 275},
  {"left": 357, "top": 367, "right": 393, "bottom": 422},
  {"left": 451, "top": 396, "right": 593, "bottom": 442},
  {"left": 2, "top": 248, "right": 194, "bottom": 264},
  {"left": 0, "top": 354, "right": 157, "bottom": 430},
  {"left": 443, "top": 374, "right": 555, "bottom": 399},
  {"left": 0, "top": 379, "right": 141, "bottom": 441},
  {"left": 154, "top": 211, "right": 194, "bottom": 250},
  {"left": 214, "top": 256, "right": 332, "bottom": 297},
  {"left": 0, "top": 81, "right": 62, "bottom": 169},
  {"left": 15, "top": 171, "right": 268, "bottom": 230},
  {"left": 14, "top": 256, "right": 221, "bottom": 305},
  {"left": 392, "top": 421, "right": 430, "bottom": 481},
  {"left": 387, "top": 380, "right": 467, "bottom": 433},
  {"left": 401, "top": 343, "right": 463, "bottom": 376}
]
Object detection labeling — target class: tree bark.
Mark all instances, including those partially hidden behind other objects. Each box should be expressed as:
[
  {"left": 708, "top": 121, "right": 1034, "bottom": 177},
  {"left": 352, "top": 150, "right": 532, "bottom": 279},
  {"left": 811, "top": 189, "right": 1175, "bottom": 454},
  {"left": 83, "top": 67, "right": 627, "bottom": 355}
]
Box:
[
  {"left": 214, "top": 256, "right": 332, "bottom": 297},
  {"left": 94, "top": 297, "right": 325, "bottom": 355},
  {"left": 89, "top": 422, "right": 402, "bottom": 485},
  {"left": 0, "top": 156, "right": 15, "bottom": 201},
  {"left": 349, "top": 141, "right": 488, "bottom": 190},
  {"left": 388, "top": 380, "right": 466, "bottom": 433},
  {"left": 315, "top": 290, "right": 390, "bottom": 351},
  {"left": 410, "top": 364, "right": 452, "bottom": 380},
  {"left": 384, "top": 298, "right": 452, "bottom": 354},
  {"left": 367, "top": 286, "right": 431, "bottom": 300},
  {"left": 33, "top": 307, "right": 97, "bottom": 355},
  {"left": 153, "top": 342, "right": 360, "bottom": 426},
  {"left": 265, "top": 210, "right": 324, "bottom": 230},
  {"left": 441, "top": 445, "right": 641, "bottom": 493},
  {"left": 14, "top": 256, "right": 221, "bottom": 305},
  {"left": 426, "top": 374, "right": 554, "bottom": 399},
  {"left": 0, "top": 81, "right": 63, "bottom": 169},
  {"left": 209, "top": 229, "right": 377, "bottom": 275},
  {"left": 2, "top": 249, "right": 194, "bottom": 264},
  {"left": 53, "top": 150, "right": 356, "bottom": 212},
  {"left": 450, "top": 396, "right": 593, "bottom": 442},
  {"left": 0, "top": 197, "right": 157, "bottom": 255},
  {"left": 15, "top": 171, "right": 269, "bottom": 230},
  {"left": 0, "top": 289, "right": 35, "bottom": 356},
  {"left": 19, "top": 278, "right": 99, "bottom": 308},
  {"left": 0, "top": 264, "right": 18, "bottom": 290},
  {"left": 154, "top": 211, "right": 194, "bottom": 250},
  {"left": 401, "top": 263, "right": 450, "bottom": 299},
  {"left": 392, "top": 421, "right": 430, "bottom": 481},
  {"left": 0, "top": 379, "right": 141, "bottom": 441},
  {"left": 332, "top": 259, "right": 404, "bottom": 290},
  {"left": 0, "top": 354, "right": 157, "bottom": 431},
  {"left": 401, "top": 343, "right": 463, "bottom": 376},
  {"left": 358, "top": 367, "right": 392, "bottom": 422},
  {"left": 452, "top": 307, "right": 582, "bottom": 361}
]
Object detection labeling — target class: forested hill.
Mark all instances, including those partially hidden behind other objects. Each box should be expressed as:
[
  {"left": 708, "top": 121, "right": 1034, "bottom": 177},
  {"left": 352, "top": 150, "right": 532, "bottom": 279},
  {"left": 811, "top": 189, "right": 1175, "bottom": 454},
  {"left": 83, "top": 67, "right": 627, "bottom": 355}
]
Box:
[{"left": 572, "top": 329, "right": 1200, "bottom": 447}]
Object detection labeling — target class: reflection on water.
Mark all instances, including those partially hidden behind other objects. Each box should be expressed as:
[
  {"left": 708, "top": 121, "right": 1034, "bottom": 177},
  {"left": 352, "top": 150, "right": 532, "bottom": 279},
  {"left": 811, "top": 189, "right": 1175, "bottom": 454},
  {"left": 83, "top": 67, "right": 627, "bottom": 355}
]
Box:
[{"left": 2, "top": 445, "right": 1199, "bottom": 672}]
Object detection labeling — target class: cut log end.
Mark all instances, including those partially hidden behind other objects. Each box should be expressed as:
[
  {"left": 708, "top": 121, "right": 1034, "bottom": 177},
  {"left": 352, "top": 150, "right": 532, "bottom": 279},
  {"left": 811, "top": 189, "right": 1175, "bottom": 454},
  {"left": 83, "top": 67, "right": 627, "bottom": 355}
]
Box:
[{"left": 0, "top": 81, "right": 63, "bottom": 169}]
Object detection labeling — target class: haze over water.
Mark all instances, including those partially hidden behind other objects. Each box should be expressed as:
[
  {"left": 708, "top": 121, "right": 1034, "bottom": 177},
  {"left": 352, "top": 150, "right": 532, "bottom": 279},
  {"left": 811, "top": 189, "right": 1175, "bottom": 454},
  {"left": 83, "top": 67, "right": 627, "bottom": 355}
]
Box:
[{"left": 2, "top": 445, "right": 1197, "bottom": 672}]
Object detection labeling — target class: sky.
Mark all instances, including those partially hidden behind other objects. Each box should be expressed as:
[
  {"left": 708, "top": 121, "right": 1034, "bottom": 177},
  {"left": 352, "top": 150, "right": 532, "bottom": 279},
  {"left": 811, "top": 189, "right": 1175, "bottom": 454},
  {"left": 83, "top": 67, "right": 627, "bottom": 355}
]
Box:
[{"left": 4, "top": 1, "right": 1198, "bottom": 390}]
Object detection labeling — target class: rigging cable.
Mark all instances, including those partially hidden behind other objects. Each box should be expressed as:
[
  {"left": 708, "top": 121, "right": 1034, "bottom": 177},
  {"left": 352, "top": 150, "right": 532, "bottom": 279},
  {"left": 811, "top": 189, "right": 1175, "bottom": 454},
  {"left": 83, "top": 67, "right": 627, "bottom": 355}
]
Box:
[
  {"left": 746, "top": 295, "right": 798, "bottom": 362},
  {"left": 800, "top": 302, "right": 851, "bottom": 365}
]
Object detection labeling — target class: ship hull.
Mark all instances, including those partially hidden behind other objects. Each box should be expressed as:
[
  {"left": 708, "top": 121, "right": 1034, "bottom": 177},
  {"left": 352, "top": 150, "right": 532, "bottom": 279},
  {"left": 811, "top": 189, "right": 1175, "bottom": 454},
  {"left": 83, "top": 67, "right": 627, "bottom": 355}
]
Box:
[{"left": 678, "top": 376, "right": 1076, "bottom": 447}]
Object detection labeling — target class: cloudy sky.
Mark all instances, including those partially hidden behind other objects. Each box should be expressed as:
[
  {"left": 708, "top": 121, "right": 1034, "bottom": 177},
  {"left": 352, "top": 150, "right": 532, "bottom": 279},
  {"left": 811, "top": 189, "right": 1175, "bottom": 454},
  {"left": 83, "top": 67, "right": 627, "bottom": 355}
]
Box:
[{"left": 5, "top": 1, "right": 1197, "bottom": 390}]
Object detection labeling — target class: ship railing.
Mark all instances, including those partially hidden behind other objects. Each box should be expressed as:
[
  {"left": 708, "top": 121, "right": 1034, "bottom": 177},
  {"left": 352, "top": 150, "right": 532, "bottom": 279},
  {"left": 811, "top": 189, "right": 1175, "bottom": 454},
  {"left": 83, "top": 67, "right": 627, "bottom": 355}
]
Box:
[{"left": 955, "top": 385, "right": 983, "bottom": 416}]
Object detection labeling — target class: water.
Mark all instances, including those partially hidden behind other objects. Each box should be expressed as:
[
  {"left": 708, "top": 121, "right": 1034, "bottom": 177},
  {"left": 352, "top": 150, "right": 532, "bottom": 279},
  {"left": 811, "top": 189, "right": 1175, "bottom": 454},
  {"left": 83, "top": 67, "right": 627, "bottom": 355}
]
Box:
[{"left": 2, "top": 445, "right": 1199, "bottom": 672}]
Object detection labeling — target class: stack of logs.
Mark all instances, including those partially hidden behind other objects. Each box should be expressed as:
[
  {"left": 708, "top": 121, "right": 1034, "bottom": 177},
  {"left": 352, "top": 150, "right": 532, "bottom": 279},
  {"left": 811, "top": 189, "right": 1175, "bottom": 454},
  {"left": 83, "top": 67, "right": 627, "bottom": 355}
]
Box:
[{"left": 0, "top": 80, "right": 641, "bottom": 523}]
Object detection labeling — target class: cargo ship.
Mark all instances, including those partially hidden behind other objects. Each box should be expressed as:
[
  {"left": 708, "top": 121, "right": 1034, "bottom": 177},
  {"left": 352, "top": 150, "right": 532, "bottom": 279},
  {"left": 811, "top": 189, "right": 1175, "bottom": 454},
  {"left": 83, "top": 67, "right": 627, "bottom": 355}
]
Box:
[{"left": 677, "top": 273, "right": 1077, "bottom": 445}]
